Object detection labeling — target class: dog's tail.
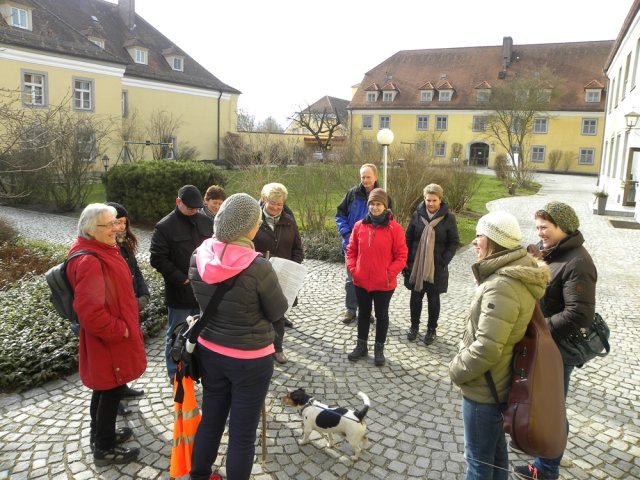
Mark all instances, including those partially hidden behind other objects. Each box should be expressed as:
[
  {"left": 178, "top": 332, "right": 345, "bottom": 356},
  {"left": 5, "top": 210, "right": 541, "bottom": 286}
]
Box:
[{"left": 354, "top": 391, "right": 370, "bottom": 422}]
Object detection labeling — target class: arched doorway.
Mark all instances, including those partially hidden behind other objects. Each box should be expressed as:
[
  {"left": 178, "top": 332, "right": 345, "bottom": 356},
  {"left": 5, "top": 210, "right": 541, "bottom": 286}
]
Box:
[{"left": 469, "top": 142, "right": 490, "bottom": 167}]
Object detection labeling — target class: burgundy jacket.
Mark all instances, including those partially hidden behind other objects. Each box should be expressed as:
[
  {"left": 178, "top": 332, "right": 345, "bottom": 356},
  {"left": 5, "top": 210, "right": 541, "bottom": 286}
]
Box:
[
  {"left": 67, "top": 237, "right": 147, "bottom": 390},
  {"left": 346, "top": 212, "right": 408, "bottom": 292}
]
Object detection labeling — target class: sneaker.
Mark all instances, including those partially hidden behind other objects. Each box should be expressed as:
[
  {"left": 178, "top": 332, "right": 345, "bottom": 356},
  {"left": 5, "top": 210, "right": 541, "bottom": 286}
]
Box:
[
  {"left": 406, "top": 327, "right": 419, "bottom": 341},
  {"left": 121, "top": 385, "right": 144, "bottom": 399},
  {"left": 509, "top": 440, "right": 524, "bottom": 453},
  {"left": 423, "top": 329, "right": 437, "bottom": 345},
  {"left": 342, "top": 310, "right": 356, "bottom": 324},
  {"left": 90, "top": 427, "right": 134, "bottom": 453},
  {"left": 513, "top": 464, "right": 558, "bottom": 479},
  {"left": 274, "top": 352, "right": 288, "bottom": 364},
  {"left": 93, "top": 445, "right": 139, "bottom": 466}
]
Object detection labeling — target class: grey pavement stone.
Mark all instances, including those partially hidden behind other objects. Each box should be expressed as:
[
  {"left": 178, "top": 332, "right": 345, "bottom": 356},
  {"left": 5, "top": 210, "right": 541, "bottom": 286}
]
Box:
[{"left": 0, "top": 172, "right": 639, "bottom": 478}]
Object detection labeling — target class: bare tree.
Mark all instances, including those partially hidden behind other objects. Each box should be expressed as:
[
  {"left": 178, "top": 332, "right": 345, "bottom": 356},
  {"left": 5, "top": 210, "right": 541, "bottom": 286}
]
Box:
[
  {"left": 484, "top": 71, "right": 555, "bottom": 187},
  {"left": 237, "top": 109, "right": 256, "bottom": 132},
  {"left": 289, "top": 103, "right": 344, "bottom": 152},
  {"left": 256, "top": 116, "right": 284, "bottom": 133},
  {"left": 146, "top": 110, "right": 182, "bottom": 160},
  {"left": 119, "top": 109, "right": 146, "bottom": 163}
]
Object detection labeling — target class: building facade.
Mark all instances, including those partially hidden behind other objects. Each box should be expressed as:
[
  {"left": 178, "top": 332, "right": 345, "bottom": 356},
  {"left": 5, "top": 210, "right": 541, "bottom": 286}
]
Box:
[
  {"left": 349, "top": 38, "right": 613, "bottom": 175},
  {"left": 0, "top": 0, "right": 240, "bottom": 167},
  {"left": 601, "top": 0, "right": 640, "bottom": 221}
]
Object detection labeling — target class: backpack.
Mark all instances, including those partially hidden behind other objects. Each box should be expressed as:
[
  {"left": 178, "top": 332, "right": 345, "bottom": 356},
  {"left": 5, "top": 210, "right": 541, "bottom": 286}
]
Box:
[
  {"left": 45, "top": 250, "right": 98, "bottom": 330},
  {"left": 486, "top": 301, "right": 568, "bottom": 458}
]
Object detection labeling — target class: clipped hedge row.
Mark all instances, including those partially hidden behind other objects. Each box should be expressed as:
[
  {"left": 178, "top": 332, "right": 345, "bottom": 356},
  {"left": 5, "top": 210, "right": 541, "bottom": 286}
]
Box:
[
  {"left": 0, "top": 257, "right": 167, "bottom": 393},
  {"left": 102, "top": 160, "right": 226, "bottom": 224}
]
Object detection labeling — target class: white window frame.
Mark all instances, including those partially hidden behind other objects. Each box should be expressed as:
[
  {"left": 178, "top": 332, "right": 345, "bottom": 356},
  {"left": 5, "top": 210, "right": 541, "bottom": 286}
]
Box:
[
  {"left": 435, "top": 115, "right": 448, "bottom": 131},
  {"left": 10, "top": 6, "right": 29, "bottom": 29},
  {"left": 472, "top": 116, "right": 486, "bottom": 132},
  {"left": 581, "top": 118, "right": 597, "bottom": 136},
  {"left": 172, "top": 57, "right": 183, "bottom": 71},
  {"left": 531, "top": 145, "right": 546, "bottom": 163},
  {"left": 121, "top": 91, "right": 128, "bottom": 118},
  {"left": 135, "top": 48, "right": 148, "bottom": 65},
  {"left": 585, "top": 90, "right": 601, "bottom": 103},
  {"left": 382, "top": 91, "right": 394, "bottom": 102},
  {"left": 420, "top": 90, "right": 433, "bottom": 102},
  {"left": 533, "top": 117, "right": 548, "bottom": 134},
  {"left": 362, "top": 115, "right": 373, "bottom": 130},
  {"left": 579, "top": 148, "right": 595, "bottom": 165},
  {"left": 438, "top": 90, "right": 452, "bottom": 102},
  {"left": 476, "top": 90, "right": 490, "bottom": 102},
  {"left": 73, "top": 78, "right": 94, "bottom": 111},
  {"left": 434, "top": 142, "right": 446, "bottom": 157},
  {"left": 76, "top": 128, "right": 96, "bottom": 163},
  {"left": 379, "top": 115, "right": 390, "bottom": 129},
  {"left": 21, "top": 70, "right": 47, "bottom": 107},
  {"left": 416, "top": 116, "right": 429, "bottom": 130},
  {"left": 366, "top": 92, "right": 378, "bottom": 102}
]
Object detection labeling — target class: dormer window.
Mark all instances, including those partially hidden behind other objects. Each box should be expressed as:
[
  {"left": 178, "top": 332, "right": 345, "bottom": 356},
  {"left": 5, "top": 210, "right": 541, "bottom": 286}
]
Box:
[
  {"left": 420, "top": 90, "right": 433, "bottom": 102},
  {"left": 383, "top": 92, "right": 393, "bottom": 102},
  {"left": 88, "top": 37, "right": 105, "bottom": 49},
  {"left": 367, "top": 92, "right": 378, "bottom": 102},
  {"left": 381, "top": 82, "right": 398, "bottom": 102},
  {"left": 364, "top": 83, "right": 381, "bottom": 103},
  {"left": 5, "top": 4, "right": 31, "bottom": 30},
  {"left": 135, "top": 48, "right": 148, "bottom": 64},
  {"left": 439, "top": 90, "right": 452, "bottom": 102},
  {"left": 541, "top": 88, "right": 552, "bottom": 102},
  {"left": 585, "top": 89, "right": 602, "bottom": 103},
  {"left": 172, "top": 57, "right": 183, "bottom": 71}
]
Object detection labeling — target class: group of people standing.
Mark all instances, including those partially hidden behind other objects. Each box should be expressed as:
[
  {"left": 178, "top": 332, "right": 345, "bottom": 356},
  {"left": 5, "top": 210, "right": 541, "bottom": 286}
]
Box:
[{"left": 66, "top": 165, "right": 596, "bottom": 480}]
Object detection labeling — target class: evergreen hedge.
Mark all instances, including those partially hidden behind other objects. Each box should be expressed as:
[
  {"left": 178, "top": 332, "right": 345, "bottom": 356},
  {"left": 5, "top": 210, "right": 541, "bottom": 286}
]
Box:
[{"left": 102, "top": 160, "right": 226, "bottom": 224}]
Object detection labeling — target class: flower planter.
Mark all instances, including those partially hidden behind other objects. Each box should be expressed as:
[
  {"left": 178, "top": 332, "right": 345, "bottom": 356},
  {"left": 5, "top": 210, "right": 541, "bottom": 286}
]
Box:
[{"left": 596, "top": 196, "right": 607, "bottom": 215}]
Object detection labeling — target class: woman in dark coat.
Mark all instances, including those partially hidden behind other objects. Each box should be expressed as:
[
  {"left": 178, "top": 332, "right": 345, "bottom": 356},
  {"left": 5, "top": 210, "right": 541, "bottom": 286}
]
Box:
[{"left": 404, "top": 184, "right": 459, "bottom": 345}]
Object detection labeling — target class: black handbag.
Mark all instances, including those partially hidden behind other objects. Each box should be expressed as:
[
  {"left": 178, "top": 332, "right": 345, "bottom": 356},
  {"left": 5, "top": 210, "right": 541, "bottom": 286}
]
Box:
[{"left": 557, "top": 313, "right": 610, "bottom": 366}]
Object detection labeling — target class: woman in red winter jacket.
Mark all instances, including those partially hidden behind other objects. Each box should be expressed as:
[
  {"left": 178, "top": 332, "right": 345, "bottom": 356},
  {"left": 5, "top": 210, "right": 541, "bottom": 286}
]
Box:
[{"left": 346, "top": 188, "right": 408, "bottom": 366}]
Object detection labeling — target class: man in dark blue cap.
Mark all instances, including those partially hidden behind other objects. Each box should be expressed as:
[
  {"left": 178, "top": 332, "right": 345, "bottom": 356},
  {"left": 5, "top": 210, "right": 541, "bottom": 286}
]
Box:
[{"left": 150, "top": 185, "right": 213, "bottom": 380}]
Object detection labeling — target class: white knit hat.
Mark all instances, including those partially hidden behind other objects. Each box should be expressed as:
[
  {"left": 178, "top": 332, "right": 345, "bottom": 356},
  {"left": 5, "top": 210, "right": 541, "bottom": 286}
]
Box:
[
  {"left": 214, "top": 193, "right": 261, "bottom": 242},
  {"left": 477, "top": 211, "right": 522, "bottom": 249}
]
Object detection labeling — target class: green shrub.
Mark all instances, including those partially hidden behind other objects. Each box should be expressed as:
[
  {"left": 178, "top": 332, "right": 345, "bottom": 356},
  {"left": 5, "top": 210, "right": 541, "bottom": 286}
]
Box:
[
  {"left": 102, "top": 160, "right": 226, "bottom": 224},
  {"left": 302, "top": 229, "right": 343, "bottom": 263}
]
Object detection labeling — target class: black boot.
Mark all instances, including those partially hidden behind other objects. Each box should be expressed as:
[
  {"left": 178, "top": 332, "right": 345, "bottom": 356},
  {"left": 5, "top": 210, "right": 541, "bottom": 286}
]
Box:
[
  {"left": 348, "top": 339, "right": 368, "bottom": 361},
  {"left": 374, "top": 342, "right": 385, "bottom": 366}
]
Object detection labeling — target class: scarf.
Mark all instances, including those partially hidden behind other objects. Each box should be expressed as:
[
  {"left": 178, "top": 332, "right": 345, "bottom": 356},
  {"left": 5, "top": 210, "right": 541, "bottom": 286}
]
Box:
[
  {"left": 409, "top": 215, "right": 444, "bottom": 290},
  {"left": 369, "top": 210, "right": 389, "bottom": 227}
]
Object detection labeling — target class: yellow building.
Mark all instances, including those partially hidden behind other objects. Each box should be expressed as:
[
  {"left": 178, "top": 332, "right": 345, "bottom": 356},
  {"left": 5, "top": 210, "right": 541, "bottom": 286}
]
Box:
[
  {"left": 349, "top": 38, "right": 613, "bottom": 175},
  {"left": 0, "top": 0, "right": 239, "bottom": 167}
]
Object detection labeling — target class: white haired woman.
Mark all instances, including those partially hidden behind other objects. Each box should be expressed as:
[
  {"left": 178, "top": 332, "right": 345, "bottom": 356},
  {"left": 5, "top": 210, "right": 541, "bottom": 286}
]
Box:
[{"left": 66, "top": 203, "right": 147, "bottom": 466}]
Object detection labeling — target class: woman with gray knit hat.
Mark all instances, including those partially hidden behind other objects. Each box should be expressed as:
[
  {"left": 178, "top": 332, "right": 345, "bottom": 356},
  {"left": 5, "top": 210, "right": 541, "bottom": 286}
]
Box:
[
  {"left": 187, "top": 193, "right": 288, "bottom": 480},
  {"left": 513, "top": 201, "right": 597, "bottom": 480},
  {"left": 449, "top": 210, "right": 550, "bottom": 480},
  {"left": 346, "top": 188, "right": 408, "bottom": 366}
]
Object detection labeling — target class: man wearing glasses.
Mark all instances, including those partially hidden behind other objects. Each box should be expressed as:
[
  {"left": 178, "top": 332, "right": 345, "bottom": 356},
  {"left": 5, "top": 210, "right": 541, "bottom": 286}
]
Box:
[{"left": 150, "top": 185, "right": 213, "bottom": 381}]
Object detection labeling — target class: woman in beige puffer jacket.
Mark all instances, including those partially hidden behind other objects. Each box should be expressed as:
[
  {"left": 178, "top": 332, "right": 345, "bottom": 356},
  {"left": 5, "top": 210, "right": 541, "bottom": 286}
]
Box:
[{"left": 449, "top": 211, "right": 549, "bottom": 480}]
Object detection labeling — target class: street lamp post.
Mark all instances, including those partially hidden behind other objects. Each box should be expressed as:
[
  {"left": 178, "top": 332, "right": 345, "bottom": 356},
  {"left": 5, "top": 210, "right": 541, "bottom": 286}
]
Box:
[
  {"left": 101, "top": 154, "right": 110, "bottom": 172},
  {"left": 376, "top": 128, "right": 394, "bottom": 191},
  {"left": 625, "top": 111, "right": 640, "bottom": 130}
]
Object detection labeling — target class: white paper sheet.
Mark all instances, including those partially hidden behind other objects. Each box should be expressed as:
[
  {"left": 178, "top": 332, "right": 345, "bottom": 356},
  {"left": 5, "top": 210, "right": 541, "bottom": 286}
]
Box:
[{"left": 269, "top": 257, "right": 307, "bottom": 315}]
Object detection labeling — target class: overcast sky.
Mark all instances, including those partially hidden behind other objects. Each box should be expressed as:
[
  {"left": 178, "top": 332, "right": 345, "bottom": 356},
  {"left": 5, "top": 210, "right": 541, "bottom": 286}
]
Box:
[{"left": 124, "top": 0, "right": 634, "bottom": 127}]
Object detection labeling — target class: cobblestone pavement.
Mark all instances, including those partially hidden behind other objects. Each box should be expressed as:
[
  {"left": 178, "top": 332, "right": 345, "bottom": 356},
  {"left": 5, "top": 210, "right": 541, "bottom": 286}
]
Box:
[{"left": 0, "top": 173, "right": 639, "bottom": 479}]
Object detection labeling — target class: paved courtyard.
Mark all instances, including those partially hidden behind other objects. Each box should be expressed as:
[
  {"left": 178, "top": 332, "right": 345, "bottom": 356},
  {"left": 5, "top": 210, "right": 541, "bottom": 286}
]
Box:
[{"left": 0, "top": 173, "right": 638, "bottom": 479}]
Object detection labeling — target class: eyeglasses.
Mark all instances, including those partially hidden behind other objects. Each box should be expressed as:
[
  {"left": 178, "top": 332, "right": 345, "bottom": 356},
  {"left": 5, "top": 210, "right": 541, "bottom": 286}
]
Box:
[{"left": 97, "top": 221, "right": 120, "bottom": 229}]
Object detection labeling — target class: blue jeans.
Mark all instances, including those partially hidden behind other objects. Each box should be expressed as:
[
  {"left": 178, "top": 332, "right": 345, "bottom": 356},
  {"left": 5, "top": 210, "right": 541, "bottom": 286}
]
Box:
[
  {"left": 532, "top": 363, "right": 574, "bottom": 477},
  {"left": 345, "top": 268, "right": 357, "bottom": 313},
  {"left": 165, "top": 306, "right": 199, "bottom": 380},
  {"left": 462, "top": 396, "right": 508, "bottom": 480},
  {"left": 190, "top": 347, "right": 273, "bottom": 480}
]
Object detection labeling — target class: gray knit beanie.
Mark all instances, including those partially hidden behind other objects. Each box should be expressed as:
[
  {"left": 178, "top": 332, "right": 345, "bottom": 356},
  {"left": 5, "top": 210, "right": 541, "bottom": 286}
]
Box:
[
  {"left": 214, "top": 193, "right": 261, "bottom": 242},
  {"left": 477, "top": 211, "right": 522, "bottom": 249}
]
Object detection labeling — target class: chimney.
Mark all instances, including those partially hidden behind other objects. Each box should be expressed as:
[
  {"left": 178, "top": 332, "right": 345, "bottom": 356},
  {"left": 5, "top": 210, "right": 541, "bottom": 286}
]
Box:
[
  {"left": 118, "top": 0, "right": 135, "bottom": 31},
  {"left": 502, "top": 36, "right": 513, "bottom": 69}
]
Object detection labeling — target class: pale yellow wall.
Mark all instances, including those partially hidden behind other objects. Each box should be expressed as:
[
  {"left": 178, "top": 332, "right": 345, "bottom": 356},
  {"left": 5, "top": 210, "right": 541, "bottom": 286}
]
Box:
[{"left": 350, "top": 111, "right": 604, "bottom": 174}]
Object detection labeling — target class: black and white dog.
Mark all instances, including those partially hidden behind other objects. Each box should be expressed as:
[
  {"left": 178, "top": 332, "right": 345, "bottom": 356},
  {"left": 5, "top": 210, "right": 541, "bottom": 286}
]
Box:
[{"left": 282, "top": 388, "right": 370, "bottom": 460}]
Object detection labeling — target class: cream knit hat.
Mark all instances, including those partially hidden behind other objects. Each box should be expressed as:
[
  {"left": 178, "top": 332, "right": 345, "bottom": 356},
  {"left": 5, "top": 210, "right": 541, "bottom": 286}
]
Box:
[
  {"left": 477, "top": 211, "right": 522, "bottom": 249},
  {"left": 214, "top": 193, "right": 261, "bottom": 242}
]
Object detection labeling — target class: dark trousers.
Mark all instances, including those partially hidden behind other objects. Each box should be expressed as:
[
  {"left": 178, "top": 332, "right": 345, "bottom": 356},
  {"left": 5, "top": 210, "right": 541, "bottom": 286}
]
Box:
[
  {"left": 354, "top": 286, "right": 394, "bottom": 344},
  {"left": 409, "top": 282, "right": 441, "bottom": 331},
  {"left": 90, "top": 384, "right": 126, "bottom": 450},
  {"left": 190, "top": 347, "right": 273, "bottom": 480},
  {"left": 273, "top": 317, "right": 285, "bottom": 353}
]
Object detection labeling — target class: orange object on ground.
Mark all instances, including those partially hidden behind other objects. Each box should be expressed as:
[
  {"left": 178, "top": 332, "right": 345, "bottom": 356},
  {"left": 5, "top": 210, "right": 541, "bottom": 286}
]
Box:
[{"left": 170, "top": 367, "right": 201, "bottom": 478}]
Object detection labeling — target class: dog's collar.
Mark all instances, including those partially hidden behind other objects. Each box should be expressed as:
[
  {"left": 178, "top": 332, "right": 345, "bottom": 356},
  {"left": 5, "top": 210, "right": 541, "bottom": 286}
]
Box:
[{"left": 300, "top": 396, "right": 316, "bottom": 412}]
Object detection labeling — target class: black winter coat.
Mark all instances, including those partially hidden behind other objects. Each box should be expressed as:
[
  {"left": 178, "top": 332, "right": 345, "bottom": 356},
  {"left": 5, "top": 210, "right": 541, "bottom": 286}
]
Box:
[
  {"left": 149, "top": 208, "right": 212, "bottom": 308},
  {"left": 253, "top": 211, "right": 304, "bottom": 263},
  {"left": 404, "top": 201, "right": 459, "bottom": 293},
  {"left": 118, "top": 243, "right": 150, "bottom": 298},
  {"left": 189, "top": 255, "right": 288, "bottom": 350},
  {"left": 539, "top": 231, "right": 597, "bottom": 340}
]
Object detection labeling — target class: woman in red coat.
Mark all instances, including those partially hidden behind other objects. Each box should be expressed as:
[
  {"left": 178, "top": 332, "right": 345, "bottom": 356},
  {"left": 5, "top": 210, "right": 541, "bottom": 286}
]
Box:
[
  {"left": 66, "top": 203, "right": 147, "bottom": 466},
  {"left": 346, "top": 188, "right": 408, "bottom": 366}
]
